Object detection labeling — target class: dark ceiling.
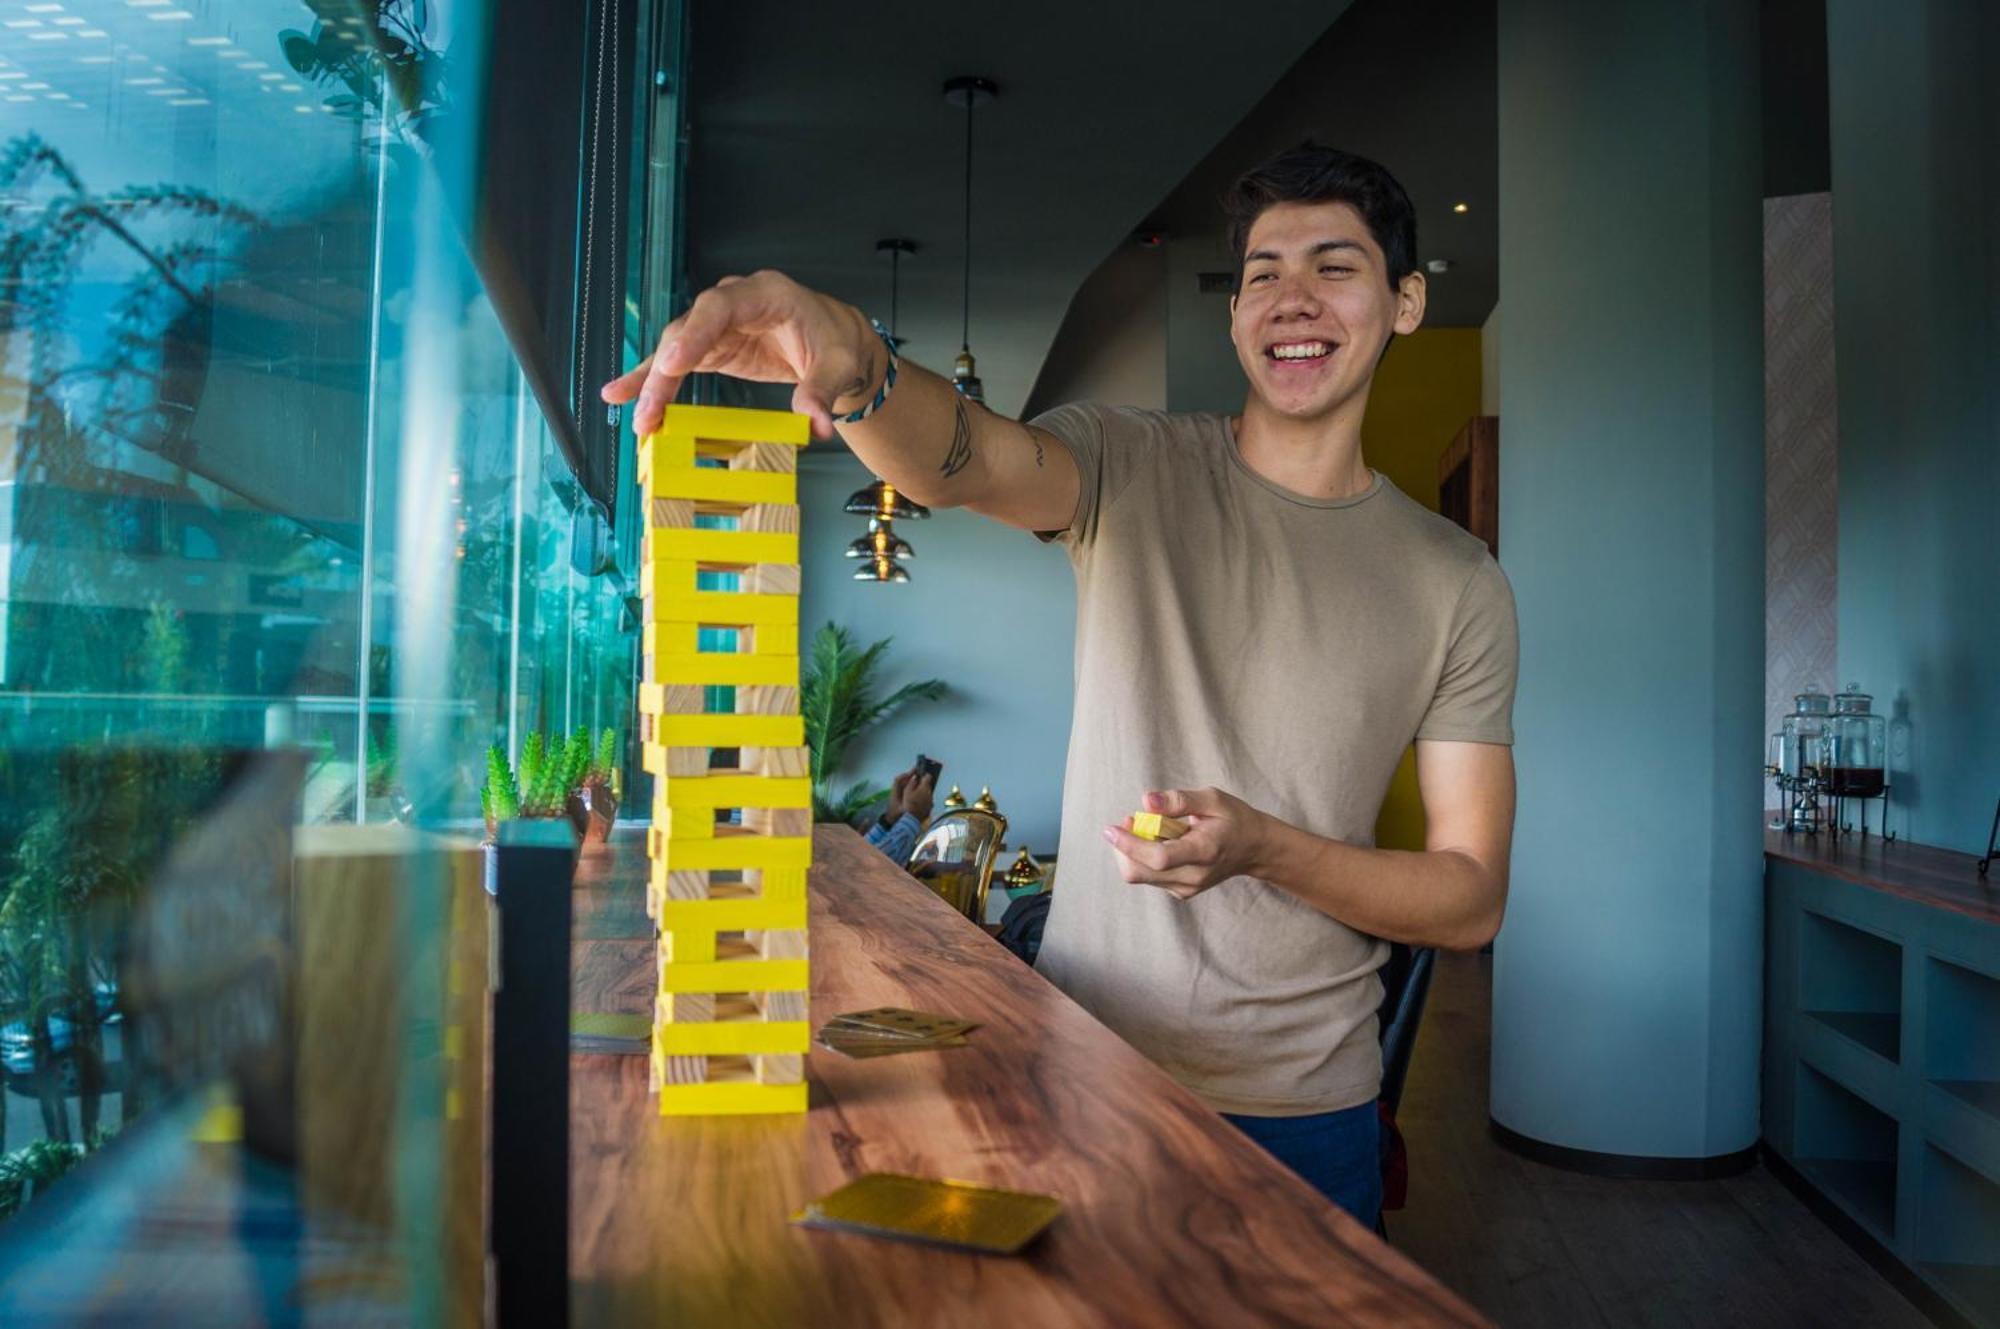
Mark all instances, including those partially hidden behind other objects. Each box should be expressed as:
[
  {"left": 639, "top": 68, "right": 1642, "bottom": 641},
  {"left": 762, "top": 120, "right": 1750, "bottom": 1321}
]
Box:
[{"left": 685, "top": 0, "right": 1350, "bottom": 418}]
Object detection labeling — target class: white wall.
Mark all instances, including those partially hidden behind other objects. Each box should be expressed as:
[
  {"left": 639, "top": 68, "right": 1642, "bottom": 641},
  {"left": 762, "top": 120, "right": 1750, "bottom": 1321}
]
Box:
[{"left": 796, "top": 449, "right": 1077, "bottom": 852}]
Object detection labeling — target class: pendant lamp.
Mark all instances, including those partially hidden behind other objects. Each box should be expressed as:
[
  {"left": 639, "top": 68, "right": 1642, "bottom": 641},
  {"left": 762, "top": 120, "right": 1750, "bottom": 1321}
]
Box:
[
  {"left": 847, "top": 238, "right": 929, "bottom": 582},
  {"left": 943, "top": 76, "right": 996, "bottom": 403}
]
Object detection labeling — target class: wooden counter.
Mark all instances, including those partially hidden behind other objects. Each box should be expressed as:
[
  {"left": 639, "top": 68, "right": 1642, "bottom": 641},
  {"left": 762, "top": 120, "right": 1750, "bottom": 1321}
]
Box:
[
  {"left": 569, "top": 826, "right": 1487, "bottom": 1327},
  {"left": 1764, "top": 827, "right": 2000, "bottom": 926}
]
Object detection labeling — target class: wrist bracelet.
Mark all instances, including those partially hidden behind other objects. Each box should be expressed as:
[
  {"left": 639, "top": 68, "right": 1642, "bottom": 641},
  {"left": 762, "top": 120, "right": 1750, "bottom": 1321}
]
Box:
[{"left": 835, "top": 318, "right": 899, "bottom": 425}]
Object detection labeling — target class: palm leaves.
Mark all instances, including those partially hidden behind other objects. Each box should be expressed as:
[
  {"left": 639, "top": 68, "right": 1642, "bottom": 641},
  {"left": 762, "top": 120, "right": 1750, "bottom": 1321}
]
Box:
[{"left": 800, "top": 623, "right": 947, "bottom": 824}]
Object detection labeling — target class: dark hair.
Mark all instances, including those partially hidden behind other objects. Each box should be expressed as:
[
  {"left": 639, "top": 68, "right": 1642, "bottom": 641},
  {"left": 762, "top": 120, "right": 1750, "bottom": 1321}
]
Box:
[{"left": 1223, "top": 141, "right": 1419, "bottom": 291}]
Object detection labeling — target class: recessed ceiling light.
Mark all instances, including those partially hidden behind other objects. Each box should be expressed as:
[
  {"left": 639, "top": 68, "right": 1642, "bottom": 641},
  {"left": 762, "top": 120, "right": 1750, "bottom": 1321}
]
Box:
[
  {"left": 45, "top": 91, "right": 67, "bottom": 99},
  {"left": 168, "top": 97, "right": 207, "bottom": 105},
  {"left": 3, "top": 20, "right": 44, "bottom": 28},
  {"left": 28, "top": 31, "right": 68, "bottom": 40},
  {"left": 125, "top": 75, "right": 163, "bottom": 84},
  {"left": 0, "top": 72, "right": 22, "bottom": 80},
  {"left": 258, "top": 72, "right": 283, "bottom": 80},
  {"left": 146, "top": 87, "right": 190, "bottom": 95},
  {"left": 187, "top": 35, "right": 230, "bottom": 46},
  {"left": 75, "top": 29, "right": 105, "bottom": 37},
  {"left": 77, "top": 54, "right": 113, "bottom": 62},
  {"left": 4, "top": 95, "right": 34, "bottom": 102},
  {"left": 25, "top": 3, "right": 66, "bottom": 11},
  {"left": 294, "top": 104, "right": 313, "bottom": 113},
  {"left": 54, "top": 16, "right": 86, "bottom": 25},
  {"left": 216, "top": 49, "right": 245, "bottom": 59},
  {"left": 20, "top": 81, "right": 49, "bottom": 89},
  {"left": 147, "top": 10, "right": 195, "bottom": 19},
  {"left": 1451, "top": 202, "right": 1469, "bottom": 214},
  {"left": 126, "top": 0, "right": 170, "bottom": 6},
  {"left": 238, "top": 60, "right": 268, "bottom": 69},
  {"left": 278, "top": 82, "right": 300, "bottom": 91}
]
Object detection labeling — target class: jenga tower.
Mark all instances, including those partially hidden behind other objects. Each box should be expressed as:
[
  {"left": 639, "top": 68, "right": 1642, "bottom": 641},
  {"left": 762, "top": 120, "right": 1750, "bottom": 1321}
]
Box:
[{"left": 638, "top": 405, "right": 812, "bottom": 1115}]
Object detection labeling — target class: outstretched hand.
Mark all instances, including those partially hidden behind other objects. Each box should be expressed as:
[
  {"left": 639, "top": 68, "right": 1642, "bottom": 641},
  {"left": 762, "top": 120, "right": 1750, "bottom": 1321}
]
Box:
[
  {"left": 598, "top": 270, "right": 880, "bottom": 440},
  {"left": 1101, "top": 787, "right": 1270, "bottom": 901}
]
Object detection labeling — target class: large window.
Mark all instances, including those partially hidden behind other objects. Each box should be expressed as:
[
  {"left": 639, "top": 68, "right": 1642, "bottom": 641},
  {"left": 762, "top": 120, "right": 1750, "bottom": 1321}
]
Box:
[{"left": 0, "top": 0, "right": 673, "bottom": 1278}]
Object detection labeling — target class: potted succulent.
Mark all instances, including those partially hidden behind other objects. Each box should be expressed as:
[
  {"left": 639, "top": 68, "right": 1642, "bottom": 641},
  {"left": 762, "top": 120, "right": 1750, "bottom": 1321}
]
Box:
[{"left": 478, "top": 728, "right": 620, "bottom": 848}]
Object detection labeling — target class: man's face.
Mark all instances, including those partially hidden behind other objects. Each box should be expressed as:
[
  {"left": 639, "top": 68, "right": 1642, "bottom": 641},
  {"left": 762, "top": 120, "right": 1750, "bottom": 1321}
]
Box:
[{"left": 1228, "top": 200, "right": 1425, "bottom": 422}]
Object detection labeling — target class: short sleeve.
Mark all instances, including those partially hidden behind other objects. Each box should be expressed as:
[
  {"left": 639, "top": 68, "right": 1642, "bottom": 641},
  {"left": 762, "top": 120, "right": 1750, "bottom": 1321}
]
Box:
[
  {"left": 1027, "top": 402, "right": 1145, "bottom": 548},
  {"left": 1416, "top": 556, "right": 1519, "bottom": 745}
]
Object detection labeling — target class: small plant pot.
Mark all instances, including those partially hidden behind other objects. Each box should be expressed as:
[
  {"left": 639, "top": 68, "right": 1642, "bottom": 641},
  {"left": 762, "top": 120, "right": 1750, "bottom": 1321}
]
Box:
[{"left": 566, "top": 781, "right": 618, "bottom": 849}]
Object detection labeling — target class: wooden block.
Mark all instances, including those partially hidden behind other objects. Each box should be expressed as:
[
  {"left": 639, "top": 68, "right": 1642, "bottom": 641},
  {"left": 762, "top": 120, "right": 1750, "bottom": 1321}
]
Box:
[
  {"left": 659, "top": 990, "right": 715, "bottom": 1023},
  {"left": 661, "top": 927, "right": 718, "bottom": 965},
  {"left": 658, "top": 833, "right": 812, "bottom": 872},
  {"left": 744, "top": 746, "right": 811, "bottom": 778},
  {"left": 748, "top": 868, "right": 810, "bottom": 901},
  {"left": 655, "top": 404, "right": 811, "bottom": 448},
  {"left": 753, "top": 928, "right": 808, "bottom": 961},
  {"left": 743, "top": 806, "right": 811, "bottom": 838},
  {"left": 651, "top": 805, "right": 714, "bottom": 840},
  {"left": 641, "top": 743, "right": 712, "bottom": 777},
  {"left": 747, "top": 623, "right": 799, "bottom": 656},
  {"left": 643, "top": 620, "right": 699, "bottom": 658},
  {"left": 638, "top": 430, "right": 695, "bottom": 472},
  {"left": 1129, "top": 812, "right": 1190, "bottom": 842},
  {"left": 654, "top": 712, "right": 803, "bottom": 749},
  {"left": 662, "top": 684, "right": 705, "bottom": 714},
  {"left": 655, "top": 1052, "right": 709, "bottom": 1086},
  {"left": 653, "top": 996, "right": 809, "bottom": 1056},
  {"left": 743, "top": 564, "right": 802, "bottom": 596},
  {"left": 658, "top": 1078, "right": 807, "bottom": 1117},
  {"left": 661, "top": 774, "right": 811, "bottom": 810},
  {"left": 728, "top": 440, "right": 803, "bottom": 471},
  {"left": 647, "top": 590, "right": 800, "bottom": 627},
  {"left": 739, "top": 503, "right": 799, "bottom": 534},
  {"left": 659, "top": 956, "right": 810, "bottom": 994},
  {"left": 651, "top": 653, "right": 800, "bottom": 688},
  {"left": 666, "top": 869, "right": 712, "bottom": 901},
  {"left": 655, "top": 895, "right": 808, "bottom": 934},
  {"left": 757, "top": 1053, "right": 804, "bottom": 1085},
  {"left": 759, "top": 989, "right": 808, "bottom": 1022},
  {"left": 735, "top": 685, "right": 799, "bottom": 716},
  {"left": 651, "top": 527, "right": 798, "bottom": 566},
  {"left": 651, "top": 497, "right": 696, "bottom": 529},
  {"left": 645, "top": 465, "right": 795, "bottom": 508}
]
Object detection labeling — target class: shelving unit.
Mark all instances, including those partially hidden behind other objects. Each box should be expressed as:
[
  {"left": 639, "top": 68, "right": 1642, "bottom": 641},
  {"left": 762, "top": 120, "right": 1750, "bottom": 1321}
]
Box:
[{"left": 1765, "top": 837, "right": 2000, "bottom": 1328}]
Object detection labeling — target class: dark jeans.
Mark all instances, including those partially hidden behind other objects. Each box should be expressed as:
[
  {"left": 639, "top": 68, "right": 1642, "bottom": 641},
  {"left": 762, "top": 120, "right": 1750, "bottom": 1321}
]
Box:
[{"left": 1222, "top": 1101, "right": 1383, "bottom": 1228}]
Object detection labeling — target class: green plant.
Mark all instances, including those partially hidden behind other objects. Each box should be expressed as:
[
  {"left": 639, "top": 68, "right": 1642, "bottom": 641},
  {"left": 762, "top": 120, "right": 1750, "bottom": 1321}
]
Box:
[
  {"left": 801, "top": 623, "right": 947, "bottom": 824},
  {"left": 590, "top": 728, "right": 619, "bottom": 785},
  {"left": 0, "top": 1138, "right": 86, "bottom": 1223},
  {"left": 279, "top": 0, "right": 450, "bottom": 150},
  {"left": 480, "top": 728, "right": 614, "bottom": 824},
  {"left": 479, "top": 742, "right": 520, "bottom": 823}
]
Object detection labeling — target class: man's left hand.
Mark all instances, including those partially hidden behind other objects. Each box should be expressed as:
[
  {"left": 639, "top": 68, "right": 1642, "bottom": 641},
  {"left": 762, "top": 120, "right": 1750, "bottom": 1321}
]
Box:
[{"left": 1101, "top": 787, "right": 1270, "bottom": 901}]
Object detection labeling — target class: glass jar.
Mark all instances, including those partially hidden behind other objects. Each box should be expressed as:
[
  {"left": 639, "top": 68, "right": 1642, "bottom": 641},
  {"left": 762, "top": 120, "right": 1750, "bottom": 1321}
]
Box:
[
  {"left": 1780, "top": 688, "right": 1832, "bottom": 779},
  {"left": 1826, "top": 683, "right": 1888, "bottom": 797}
]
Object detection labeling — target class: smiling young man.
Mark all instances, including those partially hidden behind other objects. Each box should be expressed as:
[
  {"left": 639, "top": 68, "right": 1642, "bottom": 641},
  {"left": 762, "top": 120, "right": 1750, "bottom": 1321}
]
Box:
[{"left": 603, "top": 143, "right": 1517, "bottom": 1228}]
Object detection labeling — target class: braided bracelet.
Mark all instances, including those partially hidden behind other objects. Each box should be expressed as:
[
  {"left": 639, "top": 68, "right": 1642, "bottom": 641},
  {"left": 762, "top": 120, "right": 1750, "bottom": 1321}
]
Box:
[{"left": 835, "top": 318, "right": 899, "bottom": 425}]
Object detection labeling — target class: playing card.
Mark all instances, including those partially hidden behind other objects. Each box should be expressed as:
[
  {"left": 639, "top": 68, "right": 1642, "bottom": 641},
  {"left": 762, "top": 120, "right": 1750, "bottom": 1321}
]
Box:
[
  {"left": 792, "top": 1173, "right": 1062, "bottom": 1254},
  {"left": 829, "top": 1007, "right": 979, "bottom": 1040}
]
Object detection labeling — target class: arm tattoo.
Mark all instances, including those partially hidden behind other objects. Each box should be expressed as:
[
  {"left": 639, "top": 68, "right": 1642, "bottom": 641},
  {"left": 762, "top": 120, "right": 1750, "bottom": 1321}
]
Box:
[
  {"left": 940, "top": 396, "right": 974, "bottom": 479},
  {"left": 1029, "top": 428, "right": 1046, "bottom": 468},
  {"left": 840, "top": 350, "right": 878, "bottom": 405}
]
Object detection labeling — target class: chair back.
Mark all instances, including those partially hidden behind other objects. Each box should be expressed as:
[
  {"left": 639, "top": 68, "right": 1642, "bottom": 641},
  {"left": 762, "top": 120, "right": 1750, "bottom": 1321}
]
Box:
[
  {"left": 1376, "top": 942, "right": 1436, "bottom": 1118},
  {"left": 906, "top": 807, "right": 1008, "bottom": 923}
]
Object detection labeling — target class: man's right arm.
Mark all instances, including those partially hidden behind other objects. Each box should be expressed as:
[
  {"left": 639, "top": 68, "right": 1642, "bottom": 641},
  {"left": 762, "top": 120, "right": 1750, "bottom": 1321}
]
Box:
[{"left": 600, "top": 271, "right": 1078, "bottom": 533}]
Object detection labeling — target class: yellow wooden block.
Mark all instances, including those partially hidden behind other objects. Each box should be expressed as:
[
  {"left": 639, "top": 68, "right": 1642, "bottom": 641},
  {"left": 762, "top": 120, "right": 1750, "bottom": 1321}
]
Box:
[
  {"left": 663, "top": 775, "right": 812, "bottom": 809},
  {"left": 658, "top": 1080, "right": 807, "bottom": 1116},
  {"left": 1129, "top": 812, "right": 1190, "bottom": 842},
  {"left": 643, "top": 621, "right": 699, "bottom": 658},
  {"left": 653, "top": 713, "right": 803, "bottom": 749},
  {"left": 637, "top": 431, "right": 695, "bottom": 477},
  {"left": 661, "top": 928, "right": 718, "bottom": 965},
  {"left": 646, "top": 590, "right": 799, "bottom": 627},
  {"left": 650, "top": 528, "right": 798, "bottom": 566},
  {"left": 650, "top": 651, "right": 802, "bottom": 687},
  {"left": 659, "top": 956, "right": 810, "bottom": 994},
  {"left": 645, "top": 465, "right": 796, "bottom": 508},
  {"left": 653, "top": 1017, "right": 808, "bottom": 1057},
  {"left": 654, "top": 835, "right": 813, "bottom": 872},
  {"left": 651, "top": 805, "right": 715, "bottom": 840},
  {"left": 754, "top": 867, "right": 810, "bottom": 900},
  {"left": 655, "top": 896, "right": 807, "bottom": 934},
  {"left": 653, "top": 404, "right": 811, "bottom": 447},
  {"left": 748, "top": 623, "right": 799, "bottom": 656}
]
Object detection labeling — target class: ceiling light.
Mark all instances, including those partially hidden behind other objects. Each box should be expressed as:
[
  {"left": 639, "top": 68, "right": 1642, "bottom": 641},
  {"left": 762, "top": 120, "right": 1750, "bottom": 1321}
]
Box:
[
  {"left": 293, "top": 104, "right": 313, "bottom": 113},
  {"left": 1425, "top": 258, "right": 1453, "bottom": 274},
  {"left": 1452, "top": 202, "right": 1469, "bottom": 214},
  {"left": 27, "top": 31, "right": 66, "bottom": 40},
  {"left": 77, "top": 54, "right": 112, "bottom": 62},
  {"left": 239, "top": 60, "right": 269, "bottom": 69},
  {"left": 4, "top": 95, "right": 33, "bottom": 102},
  {"left": 44, "top": 90, "right": 66, "bottom": 99},
  {"left": 0, "top": 72, "right": 22, "bottom": 80},
  {"left": 167, "top": 97, "right": 207, "bottom": 105},
  {"left": 75, "top": 29, "right": 103, "bottom": 37},
  {"left": 851, "top": 556, "right": 910, "bottom": 584},
  {"left": 147, "top": 10, "right": 195, "bottom": 19},
  {"left": 186, "top": 35, "right": 231, "bottom": 46},
  {"left": 216, "top": 49, "right": 245, "bottom": 58},
  {"left": 278, "top": 82, "right": 300, "bottom": 91},
  {"left": 126, "top": 0, "right": 170, "bottom": 6},
  {"left": 20, "top": 81, "right": 49, "bottom": 89},
  {"left": 942, "top": 75, "right": 997, "bottom": 404},
  {"left": 125, "top": 76, "right": 162, "bottom": 84},
  {"left": 25, "top": 3, "right": 65, "bottom": 11},
  {"left": 843, "top": 480, "right": 930, "bottom": 522},
  {"left": 258, "top": 72, "right": 284, "bottom": 80},
  {"left": 4, "top": 20, "right": 45, "bottom": 28},
  {"left": 55, "top": 17, "right": 87, "bottom": 26}
]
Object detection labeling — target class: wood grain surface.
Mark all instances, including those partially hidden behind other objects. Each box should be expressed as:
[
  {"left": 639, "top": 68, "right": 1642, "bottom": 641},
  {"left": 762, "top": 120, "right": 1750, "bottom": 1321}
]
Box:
[
  {"left": 569, "top": 826, "right": 1488, "bottom": 1328},
  {"left": 1765, "top": 828, "right": 2000, "bottom": 925}
]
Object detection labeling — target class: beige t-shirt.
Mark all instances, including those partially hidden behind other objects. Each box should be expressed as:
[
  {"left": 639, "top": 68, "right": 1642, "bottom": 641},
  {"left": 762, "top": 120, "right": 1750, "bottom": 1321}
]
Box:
[{"left": 1031, "top": 403, "right": 1518, "bottom": 1117}]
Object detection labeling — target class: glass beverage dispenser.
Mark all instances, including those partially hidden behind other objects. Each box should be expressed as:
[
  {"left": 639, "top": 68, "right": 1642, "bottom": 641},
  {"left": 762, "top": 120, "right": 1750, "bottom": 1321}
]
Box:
[
  {"left": 1825, "top": 682, "right": 1893, "bottom": 839},
  {"left": 1768, "top": 688, "right": 1831, "bottom": 834}
]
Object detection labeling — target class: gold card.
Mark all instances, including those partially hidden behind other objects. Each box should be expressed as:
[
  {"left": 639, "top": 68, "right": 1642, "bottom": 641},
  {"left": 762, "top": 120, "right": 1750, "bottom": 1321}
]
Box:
[
  {"left": 830, "top": 1008, "right": 978, "bottom": 1040},
  {"left": 792, "top": 1173, "right": 1062, "bottom": 1255}
]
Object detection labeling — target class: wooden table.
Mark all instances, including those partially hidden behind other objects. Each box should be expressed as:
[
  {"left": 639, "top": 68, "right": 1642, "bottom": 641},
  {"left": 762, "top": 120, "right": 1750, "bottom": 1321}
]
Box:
[
  {"left": 1764, "top": 827, "right": 2000, "bottom": 925},
  {"left": 569, "top": 826, "right": 1487, "bottom": 1327}
]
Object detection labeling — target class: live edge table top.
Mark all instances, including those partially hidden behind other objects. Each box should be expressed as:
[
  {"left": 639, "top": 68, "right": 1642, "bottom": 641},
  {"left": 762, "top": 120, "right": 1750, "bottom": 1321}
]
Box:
[{"left": 568, "top": 826, "right": 1487, "bottom": 1328}]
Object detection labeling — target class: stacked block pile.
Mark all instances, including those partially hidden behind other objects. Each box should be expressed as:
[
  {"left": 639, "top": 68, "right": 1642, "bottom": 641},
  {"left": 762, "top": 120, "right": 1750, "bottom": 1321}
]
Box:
[{"left": 639, "top": 405, "right": 813, "bottom": 1116}]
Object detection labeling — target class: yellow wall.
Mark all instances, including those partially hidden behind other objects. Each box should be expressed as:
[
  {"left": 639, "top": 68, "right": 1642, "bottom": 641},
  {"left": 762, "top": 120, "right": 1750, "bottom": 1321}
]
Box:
[{"left": 1360, "top": 327, "right": 1484, "bottom": 851}]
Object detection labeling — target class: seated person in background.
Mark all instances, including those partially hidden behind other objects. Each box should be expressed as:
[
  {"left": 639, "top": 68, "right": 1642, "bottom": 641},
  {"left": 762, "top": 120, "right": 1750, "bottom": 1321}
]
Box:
[{"left": 865, "top": 762, "right": 936, "bottom": 866}]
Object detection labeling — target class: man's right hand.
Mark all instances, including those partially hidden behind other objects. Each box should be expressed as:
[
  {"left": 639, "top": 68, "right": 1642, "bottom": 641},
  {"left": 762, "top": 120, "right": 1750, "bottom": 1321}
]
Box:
[{"left": 599, "top": 271, "right": 879, "bottom": 440}]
